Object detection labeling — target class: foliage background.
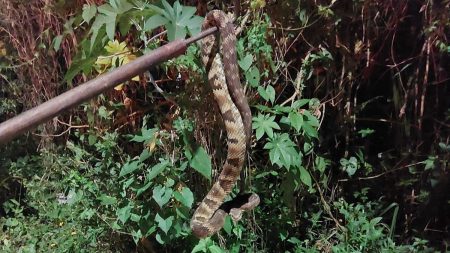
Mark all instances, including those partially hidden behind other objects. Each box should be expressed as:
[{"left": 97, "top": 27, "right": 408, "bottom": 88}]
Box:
[{"left": 0, "top": 0, "right": 449, "bottom": 252}]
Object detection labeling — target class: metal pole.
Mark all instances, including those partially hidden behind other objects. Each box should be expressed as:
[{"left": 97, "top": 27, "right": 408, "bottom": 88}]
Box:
[{"left": 0, "top": 27, "right": 217, "bottom": 145}]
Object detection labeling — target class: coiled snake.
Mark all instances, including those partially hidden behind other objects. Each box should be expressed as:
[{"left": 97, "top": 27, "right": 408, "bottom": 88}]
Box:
[{"left": 190, "top": 10, "right": 260, "bottom": 238}]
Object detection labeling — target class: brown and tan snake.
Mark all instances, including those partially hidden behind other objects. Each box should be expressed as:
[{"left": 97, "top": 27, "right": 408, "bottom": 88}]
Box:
[{"left": 190, "top": 10, "right": 260, "bottom": 238}]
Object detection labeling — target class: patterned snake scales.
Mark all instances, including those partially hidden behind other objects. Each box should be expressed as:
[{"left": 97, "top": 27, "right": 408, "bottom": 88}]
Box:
[{"left": 190, "top": 10, "right": 260, "bottom": 238}]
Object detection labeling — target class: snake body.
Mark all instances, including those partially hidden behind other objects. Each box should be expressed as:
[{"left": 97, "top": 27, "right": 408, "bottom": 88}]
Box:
[{"left": 190, "top": 10, "right": 259, "bottom": 238}]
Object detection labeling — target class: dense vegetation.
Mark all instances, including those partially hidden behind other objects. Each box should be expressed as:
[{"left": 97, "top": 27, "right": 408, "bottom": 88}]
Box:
[{"left": 1, "top": 0, "right": 449, "bottom": 252}]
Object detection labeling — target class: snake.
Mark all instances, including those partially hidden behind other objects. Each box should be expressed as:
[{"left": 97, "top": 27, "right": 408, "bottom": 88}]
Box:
[{"left": 190, "top": 10, "right": 260, "bottom": 238}]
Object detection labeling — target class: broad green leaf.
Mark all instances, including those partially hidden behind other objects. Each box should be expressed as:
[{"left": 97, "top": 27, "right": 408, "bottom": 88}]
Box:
[
  {"left": 118, "top": 14, "right": 133, "bottom": 36},
  {"left": 117, "top": 203, "right": 132, "bottom": 223},
  {"left": 238, "top": 54, "right": 253, "bottom": 71},
  {"left": 266, "top": 85, "right": 276, "bottom": 104},
  {"left": 340, "top": 157, "right": 358, "bottom": 176},
  {"left": 292, "top": 99, "right": 310, "bottom": 109},
  {"left": 89, "top": 14, "right": 110, "bottom": 49},
  {"left": 315, "top": 156, "right": 328, "bottom": 173},
  {"left": 161, "top": 0, "right": 175, "bottom": 20},
  {"left": 131, "top": 230, "right": 143, "bottom": 244},
  {"left": 209, "top": 245, "right": 224, "bottom": 253},
  {"left": 155, "top": 233, "right": 164, "bottom": 244},
  {"left": 303, "top": 110, "right": 319, "bottom": 127},
  {"left": 105, "top": 14, "right": 117, "bottom": 40},
  {"left": 299, "top": 166, "right": 312, "bottom": 187},
  {"left": 82, "top": 4, "right": 97, "bottom": 24},
  {"left": 438, "top": 142, "right": 450, "bottom": 152},
  {"left": 245, "top": 66, "right": 260, "bottom": 87},
  {"left": 190, "top": 147, "right": 211, "bottom": 181},
  {"left": 257, "top": 85, "right": 275, "bottom": 104},
  {"left": 302, "top": 121, "right": 318, "bottom": 138},
  {"left": 167, "top": 23, "right": 187, "bottom": 41},
  {"left": 139, "top": 149, "right": 151, "bottom": 162},
  {"left": 288, "top": 112, "right": 303, "bottom": 132},
  {"left": 252, "top": 114, "right": 281, "bottom": 140},
  {"left": 423, "top": 156, "right": 436, "bottom": 171},
  {"left": 98, "top": 106, "right": 109, "bottom": 119},
  {"left": 222, "top": 216, "right": 232, "bottom": 235},
  {"left": 257, "top": 86, "right": 269, "bottom": 102},
  {"left": 136, "top": 181, "right": 152, "bottom": 197},
  {"left": 147, "top": 160, "right": 169, "bottom": 181},
  {"left": 179, "top": 6, "right": 196, "bottom": 23},
  {"left": 97, "top": 4, "right": 116, "bottom": 16},
  {"left": 131, "top": 127, "right": 157, "bottom": 143},
  {"left": 114, "top": 0, "right": 134, "bottom": 14},
  {"left": 152, "top": 185, "right": 173, "bottom": 207},
  {"left": 155, "top": 213, "right": 173, "bottom": 234},
  {"left": 186, "top": 16, "right": 203, "bottom": 35},
  {"left": 264, "top": 133, "right": 300, "bottom": 169},
  {"left": 98, "top": 194, "right": 117, "bottom": 205},
  {"left": 52, "top": 35, "right": 63, "bottom": 51},
  {"left": 119, "top": 160, "right": 141, "bottom": 177},
  {"left": 173, "top": 187, "right": 194, "bottom": 208},
  {"left": 64, "top": 57, "right": 97, "bottom": 82},
  {"left": 192, "top": 239, "right": 208, "bottom": 253},
  {"left": 144, "top": 14, "right": 168, "bottom": 31},
  {"left": 80, "top": 208, "right": 96, "bottom": 220}
]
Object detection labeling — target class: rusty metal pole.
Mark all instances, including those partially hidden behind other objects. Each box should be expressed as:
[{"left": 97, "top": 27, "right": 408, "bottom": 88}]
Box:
[{"left": 0, "top": 27, "right": 217, "bottom": 145}]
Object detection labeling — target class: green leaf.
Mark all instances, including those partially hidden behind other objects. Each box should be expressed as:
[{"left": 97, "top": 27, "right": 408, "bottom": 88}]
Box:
[
  {"left": 105, "top": 14, "right": 117, "bottom": 41},
  {"left": 147, "top": 160, "right": 169, "bottom": 181},
  {"left": 315, "top": 156, "right": 329, "bottom": 174},
  {"left": 152, "top": 185, "right": 173, "bottom": 207},
  {"left": 340, "top": 157, "right": 358, "bottom": 177},
  {"left": 292, "top": 99, "right": 310, "bottom": 109},
  {"left": 185, "top": 16, "right": 203, "bottom": 35},
  {"left": 257, "top": 85, "right": 276, "bottom": 104},
  {"left": 208, "top": 245, "right": 224, "bottom": 253},
  {"left": 52, "top": 35, "right": 63, "bottom": 51},
  {"left": 119, "top": 160, "right": 141, "bottom": 177},
  {"left": 178, "top": 6, "right": 197, "bottom": 24},
  {"left": 98, "top": 106, "right": 109, "bottom": 119},
  {"left": 245, "top": 66, "right": 260, "bottom": 87},
  {"left": 161, "top": 0, "right": 175, "bottom": 20},
  {"left": 64, "top": 57, "right": 97, "bottom": 82},
  {"left": 252, "top": 113, "right": 281, "bottom": 140},
  {"left": 190, "top": 147, "right": 212, "bottom": 181},
  {"left": 97, "top": 3, "right": 116, "bottom": 16},
  {"left": 192, "top": 239, "right": 208, "bottom": 253},
  {"left": 423, "top": 156, "right": 436, "bottom": 171},
  {"left": 438, "top": 142, "right": 450, "bottom": 152},
  {"left": 266, "top": 85, "right": 276, "bottom": 104},
  {"left": 136, "top": 181, "right": 152, "bottom": 197},
  {"left": 173, "top": 187, "right": 194, "bottom": 208},
  {"left": 98, "top": 194, "right": 117, "bottom": 205},
  {"left": 82, "top": 4, "right": 97, "bottom": 24},
  {"left": 222, "top": 216, "right": 232, "bottom": 235},
  {"left": 238, "top": 54, "right": 253, "bottom": 71},
  {"left": 299, "top": 166, "right": 312, "bottom": 187},
  {"left": 358, "top": 128, "right": 375, "bottom": 138},
  {"left": 144, "top": 14, "right": 168, "bottom": 31},
  {"left": 131, "top": 230, "right": 143, "bottom": 244},
  {"left": 155, "top": 213, "right": 174, "bottom": 234},
  {"left": 131, "top": 127, "right": 157, "bottom": 143},
  {"left": 302, "top": 121, "right": 318, "bottom": 138},
  {"left": 114, "top": 0, "right": 133, "bottom": 14},
  {"left": 166, "top": 23, "right": 186, "bottom": 41},
  {"left": 118, "top": 14, "right": 133, "bottom": 35},
  {"left": 264, "top": 133, "right": 301, "bottom": 169},
  {"left": 117, "top": 203, "right": 132, "bottom": 223},
  {"left": 288, "top": 112, "right": 303, "bottom": 132}
]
